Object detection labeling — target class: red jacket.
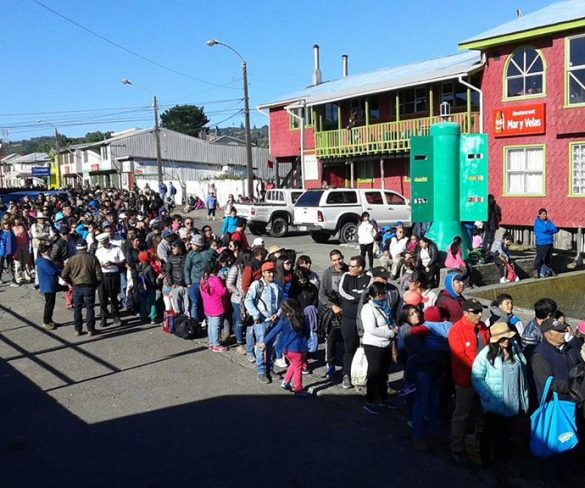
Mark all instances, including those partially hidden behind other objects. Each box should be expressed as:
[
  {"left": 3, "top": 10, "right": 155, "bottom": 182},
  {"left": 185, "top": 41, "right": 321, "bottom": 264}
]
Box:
[
  {"left": 448, "top": 316, "right": 490, "bottom": 388},
  {"left": 436, "top": 290, "right": 465, "bottom": 322}
]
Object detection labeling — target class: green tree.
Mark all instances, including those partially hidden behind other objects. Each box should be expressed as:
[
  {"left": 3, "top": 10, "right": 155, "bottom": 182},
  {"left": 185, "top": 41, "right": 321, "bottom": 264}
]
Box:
[
  {"left": 160, "top": 104, "right": 209, "bottom": 137},
  {"left": 84, "top": 131, "right": 112, "bottom": 143}
]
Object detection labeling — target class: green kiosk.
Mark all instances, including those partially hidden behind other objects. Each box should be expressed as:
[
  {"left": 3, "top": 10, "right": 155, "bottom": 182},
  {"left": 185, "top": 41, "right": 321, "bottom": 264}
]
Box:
[{"left": 410, "top": 122, "right": 488, "bottom": 258}]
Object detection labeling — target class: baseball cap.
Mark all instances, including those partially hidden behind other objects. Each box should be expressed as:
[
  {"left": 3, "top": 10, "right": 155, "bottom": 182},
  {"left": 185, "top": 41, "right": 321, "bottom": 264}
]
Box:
[
  {"left": 370, "top": 266, "right": 390, "bottom": 280},
  {"left": 403, "top": 291, "right": 423, "bottom": 306},
  {"left": 261, "top": 261, "right": 276, "bottom": 273},
  {"left": 540, "top": 318, "right": 568, "bottom": 334},
  {"left": 461, "top": 298, "right": 486, "bottom": 313},
  {"left": 190, "top": 234, "right": 205, "bottom": 247},
  {"left": 252, "top": 237, "right": 265, "bottom": 247},
  {"left": 75, "top": 239, "right": 88, "bottom": 250},
  {"left": 96, "top": 232, "right": 110, "bottom": 243},
  {"left": 490, "top": 322, "right": 517, "bottom": 343}
]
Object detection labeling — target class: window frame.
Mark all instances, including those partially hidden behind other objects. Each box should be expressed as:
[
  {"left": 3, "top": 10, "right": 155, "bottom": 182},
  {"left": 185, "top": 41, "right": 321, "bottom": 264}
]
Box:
[
  {"left": 565, "top": 34, "right": 585, "bottom": 107},
  {"left": 289, "top": 107, "right": 314, "bottom": 130},
  {"left": 503, "top": 46, "right": 546, "bottom": 101},
  {"left": 502, "top": 144, "right": 546, "bottom": 197},
  {"left": 569, "top": 141, "right": 585, "bottom": 197},
  {"left": 399, "top": 87, "right": 427, "bottom": 116}
]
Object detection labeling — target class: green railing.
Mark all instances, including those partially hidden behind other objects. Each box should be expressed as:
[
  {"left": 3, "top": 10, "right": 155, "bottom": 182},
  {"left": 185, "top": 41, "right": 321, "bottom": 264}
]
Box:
[{"left": 314, "top": 112, "right": 479, "bottom": 158}]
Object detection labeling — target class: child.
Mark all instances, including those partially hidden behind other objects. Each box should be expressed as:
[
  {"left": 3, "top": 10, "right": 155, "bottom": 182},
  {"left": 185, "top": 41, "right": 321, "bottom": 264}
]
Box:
[
  {"left": 491, "top": 232, "right": 516, "bottom": 283},
  {"left": 12, "top": 217, "right": 32, "bottom": 284},
  {"left": 206, "top": 192, "right": 218, "bottom": 221},
  {"left": 258, "top": 299, "right": 310, "bottom": 397},
  {"left": 200, "top": 260, "right": 229, "bottom": 352},
  {"left": 357, "top": 212, "right": 377, "bottom": 269},
  {"left": 472, "top": 222, "right": 484, "bottom": 251},
  {"left": 137, "top": 251, "right": 158, "bottom": 324}
]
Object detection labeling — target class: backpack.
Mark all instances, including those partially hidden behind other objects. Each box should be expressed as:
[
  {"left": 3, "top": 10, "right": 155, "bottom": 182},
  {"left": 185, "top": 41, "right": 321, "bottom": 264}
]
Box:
[
  {"left": 241, "top": 280, "right": 265, "bottom": 327},
  {"left": 540, "top": 263, "right": 552, "bottom": 278},
  {"left": 173, "top": 314, "right": 198, "bottom": 339}
]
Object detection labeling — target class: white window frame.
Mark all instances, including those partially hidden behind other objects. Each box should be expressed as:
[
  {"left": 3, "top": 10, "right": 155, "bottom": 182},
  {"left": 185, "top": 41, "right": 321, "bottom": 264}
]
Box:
[
  {"left": 566, "top": 34, "right": 585, "bottom": 106},
  {"left": 504, "top": 145, "right": 546, "bottom": 196},
  {"left": 504, "top": 47, "right": 545, "bottom": 100},
  {"left": 570, "top": 142, "right": 585, "bottom": 196}
]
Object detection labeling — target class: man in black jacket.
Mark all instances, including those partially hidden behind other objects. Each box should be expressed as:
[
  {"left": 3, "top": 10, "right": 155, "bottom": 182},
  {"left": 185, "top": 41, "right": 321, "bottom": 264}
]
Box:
[{"left": 338, "top": 255, "right": 370, "bottom": 389}]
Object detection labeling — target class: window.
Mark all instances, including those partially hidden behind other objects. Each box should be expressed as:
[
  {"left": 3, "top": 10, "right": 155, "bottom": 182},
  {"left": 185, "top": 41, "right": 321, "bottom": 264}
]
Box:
[
  {"left": 291, "top": 191, "right": 303, "bottom": 203},
  {"left": 83, "top": 151, "right": 88, "bottom": 163},
  {"left": 567, "top": 35, "right": 585, "bottom": 105},
  {"left": 505, "top": 48, "right": 544, "bottom": 98},
  {"left": 504, "top": 146, "right": 545, "bottom": 195},
  {"left": 295, "top": 190, "right": 323, "bottom": 207},
  {"left": 100, "top": 146, "right": 109, "bottom": 160},
  {"left": 385, "top": 192, "right": 406, "bottom": 205},
  {"left": 323, "top": 103, "right": 339, "bottom": 131},
  {"left": 368, "top": 96, "right": 380, "bottom": 122},
  {"left": 365, "top": 191, "right": 384, "bottom": 205},
  {"left": 326, "top": 191, "right": 358, "bottom": 204},
  {"left": 570, "top": 143, "right": 585, "bottom": 195},
  {"left": 441, "top": 82, "right": 468, "bottom": 108},
  {"left": 289, "top": 107, "right": 314, "bottom": 130},
  {"left": 399, "top": 87, "right": 427, "bottom": 115}
]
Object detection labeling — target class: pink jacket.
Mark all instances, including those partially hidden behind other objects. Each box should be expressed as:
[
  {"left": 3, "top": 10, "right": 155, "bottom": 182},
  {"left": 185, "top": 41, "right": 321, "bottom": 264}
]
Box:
[
  {"left": 444, "top": 248, "right": 465, "bottom": 269},
  {"left": 200, "top": 274, "right": 228, "bottom": 317}
]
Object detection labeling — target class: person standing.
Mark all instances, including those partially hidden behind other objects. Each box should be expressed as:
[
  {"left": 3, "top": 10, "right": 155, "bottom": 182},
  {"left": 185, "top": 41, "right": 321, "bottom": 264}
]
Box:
[
  {"left": 184, "top": 234, "right": 215, "bottom": 323},
  {"left": 448, "top": 298, "right": 490, "bottom": 465},
  {"left": 61, "top": 239, "right": 103, "bottom": 336},
  {"left": 338, "top": 255, "right": 371, "bottom": 389},
  {"left": 532, "top": 208, "right": 559, "bottom": 278},
  {"left": 206, "top": 192, "right": 218, "bottom": 221},
  {"left": 159, "top": 181, "right": 167, "bottom": 201},
  {"left": 482, "top": 194, "right": 501, "bottom": 257},
  {"left": 36, "top": 243, "right": 61, "bottom": 330},
  {"left": 357, "top": 212, "right": 376, "bottom": 269},
  {"left": 94, "top": 233, "right": 125, "bottom": 327},
  {"left": 0, "top": 219, "right": 16, "bottom": 284}
]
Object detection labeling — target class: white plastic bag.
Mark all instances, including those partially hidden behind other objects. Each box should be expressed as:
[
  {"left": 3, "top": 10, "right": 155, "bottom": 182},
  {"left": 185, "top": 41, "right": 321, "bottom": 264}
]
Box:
[{"left": 351, "top": 346, "right": 368, "bottom": 387}]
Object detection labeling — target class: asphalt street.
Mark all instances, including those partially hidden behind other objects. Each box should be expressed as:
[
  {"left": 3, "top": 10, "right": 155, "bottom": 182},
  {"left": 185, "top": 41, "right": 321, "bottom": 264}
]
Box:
[{"left": 0, "top": 215, "right": 552, "bottom": 487}]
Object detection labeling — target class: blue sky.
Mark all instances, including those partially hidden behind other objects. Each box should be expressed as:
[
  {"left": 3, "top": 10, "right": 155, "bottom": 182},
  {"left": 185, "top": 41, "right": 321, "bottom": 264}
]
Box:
[{"left": 1, "top": 0, "right": 554, "bottom": 141}]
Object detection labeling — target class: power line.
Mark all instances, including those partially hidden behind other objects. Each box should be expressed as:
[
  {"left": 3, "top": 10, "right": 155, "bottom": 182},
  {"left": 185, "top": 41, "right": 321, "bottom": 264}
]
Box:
[{"left": 29, "top": 0, "right": 235, "bottom": 89}]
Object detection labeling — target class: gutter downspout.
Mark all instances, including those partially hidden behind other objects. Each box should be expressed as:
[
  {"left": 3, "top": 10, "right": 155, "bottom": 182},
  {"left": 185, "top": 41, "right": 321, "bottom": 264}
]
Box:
[
  {"left": 458, "top": 73, "right": 483, "bottom": 133},
  {"left": 285, "top": 101, "right": 306, "bottom": 190}
]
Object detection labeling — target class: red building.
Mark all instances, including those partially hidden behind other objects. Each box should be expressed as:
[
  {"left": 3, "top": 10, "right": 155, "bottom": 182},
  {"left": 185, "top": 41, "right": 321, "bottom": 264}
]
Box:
[{"left": 460, "top": 0, "right": 585, "bottom": 243}]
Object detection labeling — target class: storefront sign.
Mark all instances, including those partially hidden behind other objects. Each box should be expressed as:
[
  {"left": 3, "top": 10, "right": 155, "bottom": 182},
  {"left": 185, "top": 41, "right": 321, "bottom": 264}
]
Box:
[
  {"left": 32, "top": 166, "right": 51, "bottom": 177},
  {"left": 303, "top": 154, "right": 319, "bottom": 181},
  {"left": 493, "top": 103, "right": 545, "bottom": 137}
]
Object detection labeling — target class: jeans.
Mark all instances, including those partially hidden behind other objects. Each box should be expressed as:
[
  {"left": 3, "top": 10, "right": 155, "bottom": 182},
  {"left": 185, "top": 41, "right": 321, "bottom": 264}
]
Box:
[
  {"left": 482, "top": 229, "right": 496, "bottom": 254},
  {"left": 360, "top": 242, "right": 374, "bottom": 268},
  {"left": 534, "top": 244, "right": 553, "bottom": 273},
  {"left": 284, "top": 351, "right": 304, "bottom": 392},
  {"left": 412, "top": 370, "right": 441, "bottom": 440},
  {"left": 73, "top": 286, "right": 96, "bottom": 332},
  {"left": 363, "top": 344, "right": 390, "bottom": 404},
  {"left": 170, "top": 286, "right": 189, "bottom": 314},
  {"left": 231, "top": 302, "right": 243, "bottom": 344},
  {"left": 246, "top": 325, "right": 255, "bottom": 354},
  {"left": 188, "top": 282, "right": 202, "bottom": 321},
  {"left": 254, "top": 321, "right": 273, "bottom": 375},
  {"left": 120, "top": 271, "right": 128, "bottom": 306},
  {"left": 341, "top": 317, "right": 359, "bottom": 377},
  {"left": 207, "top": 316, "right": 222, "bottom": 347},
  {"left": 43, "top": 292, "right": 56, "bottom": 324}
]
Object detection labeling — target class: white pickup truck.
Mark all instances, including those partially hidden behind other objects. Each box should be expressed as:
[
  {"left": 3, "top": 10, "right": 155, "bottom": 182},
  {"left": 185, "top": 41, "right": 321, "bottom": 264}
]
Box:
[
  {"left": 293, "top": 188, "right": 411, "bottom": 244},
  {"left": 237, "top": 188, "right": 305, "bottom": 237}
]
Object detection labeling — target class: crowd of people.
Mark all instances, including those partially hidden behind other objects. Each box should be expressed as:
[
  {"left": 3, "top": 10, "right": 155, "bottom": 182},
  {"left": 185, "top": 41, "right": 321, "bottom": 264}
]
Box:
[{"left": 0, "top": 185, "right": 582, "bottom": 484}]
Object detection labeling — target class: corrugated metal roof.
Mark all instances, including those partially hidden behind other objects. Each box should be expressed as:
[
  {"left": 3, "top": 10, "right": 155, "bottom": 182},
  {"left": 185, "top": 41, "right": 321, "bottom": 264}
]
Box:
[
  {"left": 8, "top": 152, "right": 51, "bottom": 164},
  {"left": 259, "top": 51, "right": 482, "bottom": 108},
  {"left": 460, "top": 0, "right": 585, "bottom": 45}
]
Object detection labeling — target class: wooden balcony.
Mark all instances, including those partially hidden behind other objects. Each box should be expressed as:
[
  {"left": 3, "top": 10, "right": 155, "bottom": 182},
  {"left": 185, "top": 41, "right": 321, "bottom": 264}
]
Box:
[{"left": 314, "top": 112, "right": 479, "bottom": 158}]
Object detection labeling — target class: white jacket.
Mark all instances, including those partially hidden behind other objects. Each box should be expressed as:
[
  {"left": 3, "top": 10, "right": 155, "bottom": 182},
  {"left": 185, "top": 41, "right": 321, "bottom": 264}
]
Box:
[
  {"left": 357, "top": 222, "right": 376, "bottom": 245},
  {"left": 360, "top": 301, "right": 395, "bottom": 348}
]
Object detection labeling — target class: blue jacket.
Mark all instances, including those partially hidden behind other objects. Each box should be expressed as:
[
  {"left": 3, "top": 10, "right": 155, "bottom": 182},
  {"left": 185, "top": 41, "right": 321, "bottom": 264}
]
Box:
[
  {"left": 36, "top": 257, "right": 60, "bottom": 293},
  {"left": 0, "top": 229, "right": 16, "bottom": 257},
  {"left": 206, "top": 196, "right": 217, "bottom": 210},
  {"left": 534, "top": 218, "right": 558, "bottom": 246},
  {"left": 263, "top": 316, "right": 308, "bottom": 354},
  {"left": 221, "top": 215, "right": 238, "bottom": 235},
  {"left": 472, "top": 345, "right": 529, "bottom": 416},
  {"left": 422, "top": 321, "right": 452, "bottom": 352}
]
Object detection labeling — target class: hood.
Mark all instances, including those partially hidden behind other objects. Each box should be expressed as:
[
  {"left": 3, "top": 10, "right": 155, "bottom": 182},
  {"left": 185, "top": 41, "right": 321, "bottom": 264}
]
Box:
[{"left": 444, "top": 272, "right": 461, "bottom": 299}]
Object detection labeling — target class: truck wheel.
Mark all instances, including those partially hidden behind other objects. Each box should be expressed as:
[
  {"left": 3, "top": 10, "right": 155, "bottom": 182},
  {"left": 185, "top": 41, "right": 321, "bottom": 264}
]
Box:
[
  {"left": 269, "top": 217, "right": 288, "bottom": 238},
  {"left": 249, "top": 223, "right": 266, "bottom": 236},
  {"left": 339, "top": 222, "right": 358, "bottom": 244},
  {"left": 310, "top": 231, "right": 331, "bottom": 244}
]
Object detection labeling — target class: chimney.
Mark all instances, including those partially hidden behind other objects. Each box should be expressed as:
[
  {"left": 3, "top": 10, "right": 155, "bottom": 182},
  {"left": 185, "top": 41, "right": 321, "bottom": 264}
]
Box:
[
  {"left": 312, "top": 44, "right": 322, "bottom": 86},
  {"left": 342, "top": 54, "right": 349, "bottom": 78}
]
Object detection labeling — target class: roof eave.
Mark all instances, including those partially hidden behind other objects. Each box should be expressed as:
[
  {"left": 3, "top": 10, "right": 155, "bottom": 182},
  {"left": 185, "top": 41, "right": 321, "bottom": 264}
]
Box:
[{"left": 459, "top": 18, "right": 585, "bottom": 51}]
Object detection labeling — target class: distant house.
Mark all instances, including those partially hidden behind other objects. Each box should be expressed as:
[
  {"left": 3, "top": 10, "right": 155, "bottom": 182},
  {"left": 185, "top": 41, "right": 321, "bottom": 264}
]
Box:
[
  {"left": 2, "top": 152, "right": 51, "bottom": 188},
  {"left": 209, "top": 135, "right": 250, "bottom": 146}
]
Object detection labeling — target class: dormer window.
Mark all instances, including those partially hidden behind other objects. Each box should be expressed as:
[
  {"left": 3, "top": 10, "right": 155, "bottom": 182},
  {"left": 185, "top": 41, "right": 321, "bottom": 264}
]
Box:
[{"left": 505, "top": 48, "right": 545, "bottom": 99}]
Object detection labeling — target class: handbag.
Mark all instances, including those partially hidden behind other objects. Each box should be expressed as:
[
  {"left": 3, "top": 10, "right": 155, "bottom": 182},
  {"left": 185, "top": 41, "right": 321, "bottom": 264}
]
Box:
[
  {"left": 530, "top": 376, "right": 579, "bottom": 458},
  {"left": 350, "top": 345, "right": 368, "bottom": 387}
]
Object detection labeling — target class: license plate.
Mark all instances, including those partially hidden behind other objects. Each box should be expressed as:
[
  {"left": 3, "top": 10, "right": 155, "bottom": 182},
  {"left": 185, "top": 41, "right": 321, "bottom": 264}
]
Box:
[{"left": 298, "top": 225, "right": 307, "bottom": 231}]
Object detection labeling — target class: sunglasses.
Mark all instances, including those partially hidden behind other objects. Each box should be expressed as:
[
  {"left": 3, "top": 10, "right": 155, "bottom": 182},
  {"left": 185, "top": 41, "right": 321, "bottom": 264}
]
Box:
[{"left": 466, "top": 309, "right": 482, "bottom": 315}]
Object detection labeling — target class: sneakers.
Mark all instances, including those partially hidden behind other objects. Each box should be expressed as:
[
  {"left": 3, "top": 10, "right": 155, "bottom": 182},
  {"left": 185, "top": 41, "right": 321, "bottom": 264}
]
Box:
[
  {"left": 257, "top": 373, "right": 271, "bottom": 384},
  {"left": 246, "top": 352, "right": 256, "bottom": 363},
  {"left": 112, "top": 317, "right": 122, "bottom": 327},
  {"left": 324, "top": 365, "right": 335, "bottom": 379},
  {"left": 499, "top": 277, "right": 508, "bottom": 283},
  {"left": 74, "top": 330, "right": 85, "bottom": 337},
  {"left": 42, "top": 322, "right": 57, "bottom": 331},
  {"left": 302, "top": 367, "right": 311, "bottom": 375},
  {"left": 342, "top": 375, "right": 353, "bottom": 389},
  {"left": 281, "top": 381, "right": 292, "bottom": 391},
  {"left": 363, "top": 403, "right": 381, "bottom": 415},
  {"left": 88, "top": 330, "right": 100, "bottom": 337},
  {"left": 398, "top": 383, "right": 416, "bottom": 397},
  {"left": 211, "top": 345, "right": 227, "bottom": 352},
  {"left": 377, "top": 400, "right": 399, "bottom": 410},
  {"left": 236, "top": 345, "right": 246, "bottom": 355},
  {"left": 274, "top": 356, "right": 288, "bottom": 368}
]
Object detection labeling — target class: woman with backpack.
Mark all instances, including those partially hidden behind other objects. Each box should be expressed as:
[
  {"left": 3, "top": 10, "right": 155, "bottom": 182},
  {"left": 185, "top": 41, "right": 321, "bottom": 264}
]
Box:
[
  {"left": 200, "top": 260, "right": 229, "bottom": 352},
  {"left": 257, "top": 298, "right": 310, "bottom": 397}
]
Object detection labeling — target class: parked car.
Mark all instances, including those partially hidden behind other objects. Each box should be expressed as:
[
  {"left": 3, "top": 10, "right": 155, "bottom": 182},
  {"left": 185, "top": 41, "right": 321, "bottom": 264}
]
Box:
[
  {"left": 293, "top": 188, "right": 411, "bottom": 244},
  {"left": 237, "top": 188, "right": 305, "bottom": 237}
]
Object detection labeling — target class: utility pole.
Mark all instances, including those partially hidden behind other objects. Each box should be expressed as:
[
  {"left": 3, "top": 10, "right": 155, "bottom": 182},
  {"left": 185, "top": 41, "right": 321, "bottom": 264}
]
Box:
[
  {"left": 53, "top": 127, "right": 60, "bottom": 189},
  {"left": 242, "top": 61, "right": 254, "bottom": 199},
  {"left": 153, "top": 95, "right": 163, "bottom": 185}
]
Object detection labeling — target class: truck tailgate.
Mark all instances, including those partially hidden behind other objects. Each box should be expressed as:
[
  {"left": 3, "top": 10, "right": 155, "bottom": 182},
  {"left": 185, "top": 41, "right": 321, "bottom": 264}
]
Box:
[{"left": 293, "top": 207, "right": 320, "bottom": 225}]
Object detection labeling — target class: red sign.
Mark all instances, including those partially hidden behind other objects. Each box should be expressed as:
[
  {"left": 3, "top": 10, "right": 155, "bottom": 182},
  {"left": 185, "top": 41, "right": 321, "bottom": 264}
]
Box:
[
  {"left": 90, "top": 164, "right": 100, "bottom": 172},
  {"left": 493, "top": 103, "right": 545, "bottom": 137}
]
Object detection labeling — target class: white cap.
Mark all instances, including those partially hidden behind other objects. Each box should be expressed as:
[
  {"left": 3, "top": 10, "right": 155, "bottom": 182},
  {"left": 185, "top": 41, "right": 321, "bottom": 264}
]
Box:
[
  {"left": 96, "top": 232, "right": 110, "bottom": 243},
  {"left": 252, "top": 237, "right": 265, "bottom": 247},
  {"left": 179, "top": 227, "right": 189, "bottom": 239}
]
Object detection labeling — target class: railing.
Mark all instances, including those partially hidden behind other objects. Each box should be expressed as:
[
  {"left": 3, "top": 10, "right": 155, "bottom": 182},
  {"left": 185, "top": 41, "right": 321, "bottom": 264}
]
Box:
[{"left": 314, "top": 112, "right": 479, "bottom": 158}]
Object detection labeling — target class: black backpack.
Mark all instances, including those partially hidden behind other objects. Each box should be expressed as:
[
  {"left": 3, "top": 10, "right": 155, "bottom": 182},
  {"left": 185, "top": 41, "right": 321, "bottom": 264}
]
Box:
[{"left": 173, "top": 314, "right": 198, "bottom": 340}]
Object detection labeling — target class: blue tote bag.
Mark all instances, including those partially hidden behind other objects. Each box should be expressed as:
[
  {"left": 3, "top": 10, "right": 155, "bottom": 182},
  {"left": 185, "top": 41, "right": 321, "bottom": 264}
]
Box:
[{"left": 530, "top": 376, "right": 579, "bottom": 458}]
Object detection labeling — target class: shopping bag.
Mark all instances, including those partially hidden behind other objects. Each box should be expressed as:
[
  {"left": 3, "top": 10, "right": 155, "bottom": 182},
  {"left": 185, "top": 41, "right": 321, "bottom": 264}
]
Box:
[
  {"left": 350, "top": 346, "right": 368, "bottom": 387},
  {"left": 530, "top": 376, "right": 579, "bottom": 458}
]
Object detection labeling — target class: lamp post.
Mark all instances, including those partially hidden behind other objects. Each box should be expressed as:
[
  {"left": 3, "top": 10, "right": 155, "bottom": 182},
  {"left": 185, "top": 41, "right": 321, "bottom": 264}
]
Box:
[
  {"left": 37, "top": 119, "right": 60, "bottom": 188},
  {"left": 121, "top": 79, "right": 163, "bottom": 185},
  {"left": 206, "top": 39, "right": 254, "bottom": 199}
]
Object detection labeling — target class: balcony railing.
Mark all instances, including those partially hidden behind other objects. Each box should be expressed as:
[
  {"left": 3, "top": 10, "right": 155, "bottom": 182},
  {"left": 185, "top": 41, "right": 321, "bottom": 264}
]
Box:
[{"left": 314, "top": 112, "right": 479, "bottom": 158}]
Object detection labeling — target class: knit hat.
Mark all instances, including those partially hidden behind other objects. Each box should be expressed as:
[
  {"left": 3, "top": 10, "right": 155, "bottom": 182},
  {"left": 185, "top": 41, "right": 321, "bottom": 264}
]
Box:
[
  {"left": 403, "top": 290, "right": 423, "bottom": 306},
  {"left": 424, "top": 306, "right": 442, "bottom": 323},
  {"left": 161, "top": 229, "right": 173, "bottom": 239},
  {"left": 138, "top": 251, "right": 150, "bottom": 264},
  {"left": 178, "top": 227, "right": 190, "bottom": 239},
  {"left": 490, "top": 322, "right": 517, "bottom": 343},
  {"left": 190, "top": 234, "right": 205, "bottom": 247}
]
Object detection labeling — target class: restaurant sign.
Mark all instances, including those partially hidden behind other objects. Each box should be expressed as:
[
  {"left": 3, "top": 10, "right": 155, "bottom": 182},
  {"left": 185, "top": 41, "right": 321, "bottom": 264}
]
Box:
[{"left": 493, "top": 103, "right": 545, "bottom": 137}]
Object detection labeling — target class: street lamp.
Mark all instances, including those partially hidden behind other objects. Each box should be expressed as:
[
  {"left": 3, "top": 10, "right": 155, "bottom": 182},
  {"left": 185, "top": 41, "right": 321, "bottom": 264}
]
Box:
[
  {"left": 121, "top": 79, "right": 163, "bottom": 185},
  {"left": 206, "top": 39, "right": 254, "bottom": 199},
  {"left": 37, "top": 119, "right": 60, "bottom": 188}
]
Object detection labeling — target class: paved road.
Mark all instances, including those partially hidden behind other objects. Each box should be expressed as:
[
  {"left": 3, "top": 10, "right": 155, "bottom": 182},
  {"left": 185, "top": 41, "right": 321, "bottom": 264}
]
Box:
[{"left": 0, "top": 218, "right": 551, "bottom": 487}]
